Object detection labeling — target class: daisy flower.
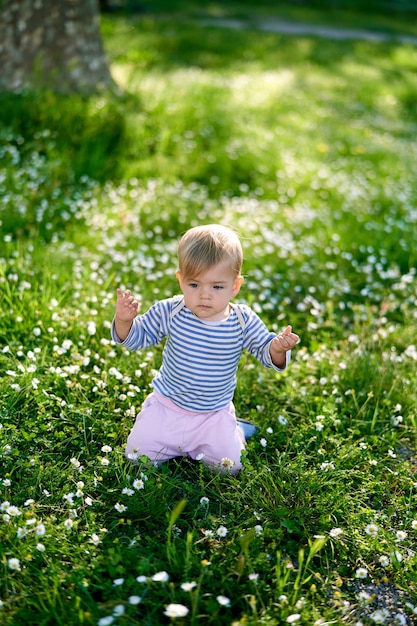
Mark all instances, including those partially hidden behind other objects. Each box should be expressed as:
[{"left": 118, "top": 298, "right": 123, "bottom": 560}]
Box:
[
  {"left": 63, "top": 493, "right": 75, "bottom": 506},
  {"left": 112, "top": 605, "right": 124, "bottom": 617},
  {"left": 136, "top": 575, "right": 147, "bottom": 583},
  {"left": 128, "top": 596, "right": 142, "bottom": 605},
  {"left": 7, "top": 505, "right": 21, "bottom": 517},
  {"left": 358, "top": 591, "right": 373, "bottom": 603},
  {"left": 114, "top": 503, "right": 127, "bottom": 513},
  {"left": 216, "top": 595, "right": 231, "bottom": 607},
  {"left": 216, "top": 525, "right": 228, "bottom": 537},
  {"left": 370, "top": 609, "right": 390, "bottom": 623},
  {"left": 8, "top": 558, "right": 21, "bottom": 571},
  {"left": 70, "top": 458, "right": 81, "bottom": 468},
  {"left": 181, "top": 581, "right": 197, "bottom": 591},
  {"left": 98, "top": 617, "right": 114, "bottom": 626},
  {"left": 355, "top": 567, "right": 368, "bottom": 579},
  {"left": 365, "top": 523, "right": 379, "bottom": 537},
  {"left": 320, "top": 461, "right": 335, "bottom": 471},
  {"left": 152, "top": 571, "right": 169, "bottom": 582},
  {"left": 163, "top": 604, "right": 189, "bottom": 618}
]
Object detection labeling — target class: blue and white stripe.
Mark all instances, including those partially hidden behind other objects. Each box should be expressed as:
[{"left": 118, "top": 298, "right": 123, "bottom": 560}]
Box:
[{"left": 111, "top": 297, "right": 289, "bottom": 412}]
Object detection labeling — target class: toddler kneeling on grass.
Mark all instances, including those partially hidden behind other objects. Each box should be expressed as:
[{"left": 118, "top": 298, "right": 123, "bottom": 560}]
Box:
[{"left": 111, "top": 224, "right": 299, "bottom": 473}]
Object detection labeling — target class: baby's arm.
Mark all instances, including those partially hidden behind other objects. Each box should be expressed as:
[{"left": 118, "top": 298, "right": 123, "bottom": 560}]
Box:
[
  {"left": 269, "top": 325, "right": 300, "bottom": 369},
  {"left": 114, "top": 289, "right": 140, "bottom": 341}
]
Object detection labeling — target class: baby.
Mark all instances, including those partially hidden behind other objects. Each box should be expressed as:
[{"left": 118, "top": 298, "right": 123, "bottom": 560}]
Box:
[{"left": 111, "top": 224, "right": 299, "bottom": 473}]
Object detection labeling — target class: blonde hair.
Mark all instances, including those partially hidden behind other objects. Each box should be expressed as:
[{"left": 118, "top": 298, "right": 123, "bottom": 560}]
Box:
[{"left": 178, "top": 224, "right": 243, "bottom": 278}]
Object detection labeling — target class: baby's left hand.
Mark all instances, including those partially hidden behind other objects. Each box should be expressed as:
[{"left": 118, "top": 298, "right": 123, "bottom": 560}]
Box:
[{"left": 271, "top": 325, "right": 300, "bottom": 353}]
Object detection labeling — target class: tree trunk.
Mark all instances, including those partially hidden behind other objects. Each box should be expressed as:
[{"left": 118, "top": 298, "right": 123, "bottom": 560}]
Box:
[{"left": 0, "top": 0, "right": 115, "bottom": 93}]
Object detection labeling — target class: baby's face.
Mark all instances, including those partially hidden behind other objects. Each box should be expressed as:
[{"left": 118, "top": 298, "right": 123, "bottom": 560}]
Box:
[{"left": 176, "top": 259, "right": 243, "bottom": 321}]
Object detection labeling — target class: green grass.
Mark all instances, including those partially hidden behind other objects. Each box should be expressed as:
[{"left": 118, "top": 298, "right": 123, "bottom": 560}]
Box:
[
  {"left": 107, "top": 0, "right": 417, "bottom": 36},
  {"left": 1, "top": 5, "right": 417, "bottom": 626}
]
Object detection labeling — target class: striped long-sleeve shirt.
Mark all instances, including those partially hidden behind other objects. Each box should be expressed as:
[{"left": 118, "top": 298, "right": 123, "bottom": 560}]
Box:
[{"left": 111, "top": 296, "right": 290, "bottom": 412}]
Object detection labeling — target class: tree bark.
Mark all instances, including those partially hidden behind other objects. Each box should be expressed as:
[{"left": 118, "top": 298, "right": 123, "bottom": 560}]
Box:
[{"left": 0, "top": 0, "right": 115, "bottom": 93}]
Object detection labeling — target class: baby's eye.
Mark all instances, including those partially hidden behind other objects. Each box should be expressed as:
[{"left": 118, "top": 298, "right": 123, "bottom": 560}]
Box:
[
  {"left": 213, "top": 285, "right": 224, "bottom": 290},
  {"left": 188, "top": 283, "right": 198, "bottom": 289}
]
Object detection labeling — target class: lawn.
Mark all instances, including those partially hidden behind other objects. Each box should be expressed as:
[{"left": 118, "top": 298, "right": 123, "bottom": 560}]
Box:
[{"left": 0, "top": 3, "right": 417, "bottom": 625}]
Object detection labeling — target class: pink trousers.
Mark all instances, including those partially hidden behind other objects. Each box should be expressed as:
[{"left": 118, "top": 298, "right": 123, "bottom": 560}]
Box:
[{"left": 125, "top": 391, "right": 246, "bottom": 473}]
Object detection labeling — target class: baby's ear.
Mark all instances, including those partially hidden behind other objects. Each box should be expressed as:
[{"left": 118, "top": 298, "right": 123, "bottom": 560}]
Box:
[
  {"left": 232, "top": 275, "right": 244, "bottom": 296},
  {"left": 176, "top": 270, "right": 183, "bottom": 289}
]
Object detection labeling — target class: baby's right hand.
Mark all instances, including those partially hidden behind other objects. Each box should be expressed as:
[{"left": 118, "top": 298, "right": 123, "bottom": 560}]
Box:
[{"left": 115, "top": 289, "right": 139, "bottom": 322}]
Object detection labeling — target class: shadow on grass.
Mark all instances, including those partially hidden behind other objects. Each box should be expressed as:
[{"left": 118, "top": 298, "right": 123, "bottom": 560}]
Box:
[{"left": 0, "top": 90, "right": 128, "bottom": 183}]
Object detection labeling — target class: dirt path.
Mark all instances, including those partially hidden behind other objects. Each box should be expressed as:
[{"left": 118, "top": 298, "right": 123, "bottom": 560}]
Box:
[{"left": 199, "top": 16, "right": 417, "bottom": 45}]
